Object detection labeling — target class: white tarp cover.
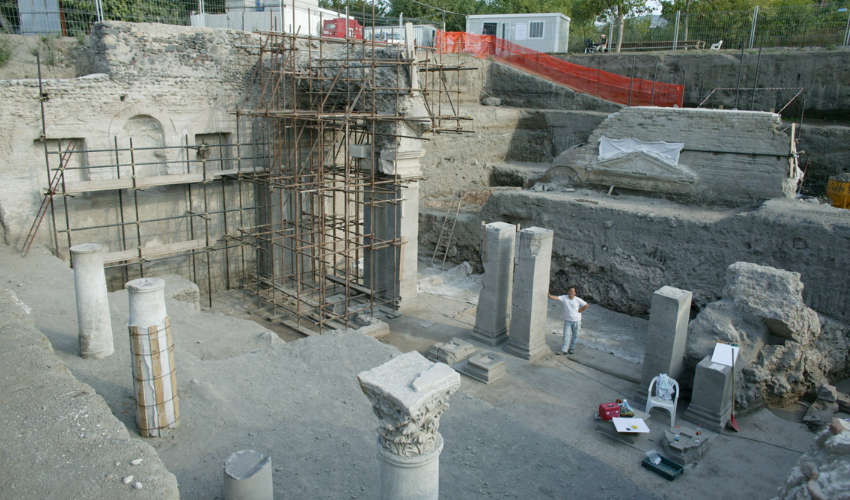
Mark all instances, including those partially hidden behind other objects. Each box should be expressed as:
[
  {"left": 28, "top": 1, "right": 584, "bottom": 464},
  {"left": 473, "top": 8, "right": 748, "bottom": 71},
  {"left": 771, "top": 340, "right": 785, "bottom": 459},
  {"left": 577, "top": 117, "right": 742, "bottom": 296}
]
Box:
[{"left": 598, "top": 137, "right": 685, "bottom": 167}]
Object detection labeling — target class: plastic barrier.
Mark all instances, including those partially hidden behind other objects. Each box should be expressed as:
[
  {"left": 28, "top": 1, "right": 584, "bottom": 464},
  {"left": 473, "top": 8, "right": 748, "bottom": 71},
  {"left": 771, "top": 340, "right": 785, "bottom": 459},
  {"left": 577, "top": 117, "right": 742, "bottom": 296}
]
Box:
[{"left": 436, "top": 31, "right": 684, "bottom": 108}]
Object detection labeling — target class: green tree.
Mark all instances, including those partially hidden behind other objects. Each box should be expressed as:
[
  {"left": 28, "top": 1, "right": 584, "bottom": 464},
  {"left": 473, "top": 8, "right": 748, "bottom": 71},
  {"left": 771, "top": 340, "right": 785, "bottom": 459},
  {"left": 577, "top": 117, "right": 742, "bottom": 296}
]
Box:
[{"left": 573, "top": 0, "right": 649, "bottom": 51}]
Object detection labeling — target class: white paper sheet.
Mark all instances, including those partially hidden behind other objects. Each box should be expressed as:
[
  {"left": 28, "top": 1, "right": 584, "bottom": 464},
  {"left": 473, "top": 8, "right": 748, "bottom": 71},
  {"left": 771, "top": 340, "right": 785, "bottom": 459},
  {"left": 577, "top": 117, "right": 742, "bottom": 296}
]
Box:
[
  {"left": 613, "top": 417, "right": 650, "bottom": 433},
  {"left": 711, "top": 342, "right": 740, "bottom": 367}
]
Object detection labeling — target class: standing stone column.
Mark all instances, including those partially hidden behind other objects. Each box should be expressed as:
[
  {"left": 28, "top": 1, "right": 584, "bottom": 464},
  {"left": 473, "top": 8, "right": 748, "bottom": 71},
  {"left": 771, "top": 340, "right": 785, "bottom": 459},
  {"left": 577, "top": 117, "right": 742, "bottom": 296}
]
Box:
[
  {"left": 70, "top": 243, "right": 114, "bottom": 359},
  {"left": 358, "top": 351, "right": 461, "bottom": 500},
  {"left": 682, "top": 355, "right": 734, "bottom": 432},
  {"left": 127, "top": 278, "right": 179, "bottom": 438},
  {"left": 223, "top": 450, "right": 273, "bottom": 500},
  {"left": 634, "top": 286, "right": 693, "bottom": 406},
  {"left": 472, "top": 222, "right": 516, "bottom": 346},
  {"left": 504, "top": 227, "right": 554, "bottom": 362}
]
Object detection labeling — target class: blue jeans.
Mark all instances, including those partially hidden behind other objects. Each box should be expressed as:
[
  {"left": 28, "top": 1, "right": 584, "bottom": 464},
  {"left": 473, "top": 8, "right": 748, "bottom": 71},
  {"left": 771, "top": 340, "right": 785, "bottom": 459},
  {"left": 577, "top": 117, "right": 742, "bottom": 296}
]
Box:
[{"left": 561, "top": 321, "right": 581, "bottom": 352}]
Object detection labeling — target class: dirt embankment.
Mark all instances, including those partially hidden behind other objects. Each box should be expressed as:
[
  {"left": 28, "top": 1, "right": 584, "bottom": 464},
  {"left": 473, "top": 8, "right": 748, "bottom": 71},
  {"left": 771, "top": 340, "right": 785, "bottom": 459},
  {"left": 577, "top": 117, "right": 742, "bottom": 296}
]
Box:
[{"left": 0, "top": 33, "right": 83, "bottom": 80}]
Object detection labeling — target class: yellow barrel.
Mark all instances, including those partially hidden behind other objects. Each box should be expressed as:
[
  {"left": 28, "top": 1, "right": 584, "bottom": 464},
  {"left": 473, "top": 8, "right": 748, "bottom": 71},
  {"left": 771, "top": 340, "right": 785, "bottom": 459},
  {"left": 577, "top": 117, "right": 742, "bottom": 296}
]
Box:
[{"left": 827, "top": 176, "right": 850, "bottom": 209}]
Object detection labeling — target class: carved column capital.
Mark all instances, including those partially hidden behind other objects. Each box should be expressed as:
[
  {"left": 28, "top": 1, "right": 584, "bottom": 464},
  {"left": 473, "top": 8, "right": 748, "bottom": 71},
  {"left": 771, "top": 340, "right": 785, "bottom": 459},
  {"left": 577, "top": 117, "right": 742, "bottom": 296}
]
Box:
[{"left": 358, "top": 351, "right": 461, "bottom": 457}]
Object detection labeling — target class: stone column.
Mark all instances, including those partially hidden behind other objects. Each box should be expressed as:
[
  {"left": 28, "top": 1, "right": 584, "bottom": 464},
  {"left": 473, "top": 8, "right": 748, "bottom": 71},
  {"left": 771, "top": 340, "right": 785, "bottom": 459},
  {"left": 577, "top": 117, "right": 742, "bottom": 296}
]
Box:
[
  {"left": 127, "top": 278, "right": 179, "bottom": 438},
  {"left": 223, "top": 450, "right": 273, "bottom": 500},
  {"left": 635, "top": 286, "right": 693, "bottom": 406},
  {"left": 395, "top": 181, "right": 420, "bottom": 309},
  {"left": 682, "top": 355, "right": 734, "bottom": 432},
  {"left": 504, "top": 227, "right": 554, "bottom": 362},
  {"left": 472, "top": 222, "right": 516, "bottom": 346},
  {"left": 358, "top": 351, "right": 461, "bottom": 500},
  {"left": 70, "top": 243, "right": 114, "bottom": 359}
]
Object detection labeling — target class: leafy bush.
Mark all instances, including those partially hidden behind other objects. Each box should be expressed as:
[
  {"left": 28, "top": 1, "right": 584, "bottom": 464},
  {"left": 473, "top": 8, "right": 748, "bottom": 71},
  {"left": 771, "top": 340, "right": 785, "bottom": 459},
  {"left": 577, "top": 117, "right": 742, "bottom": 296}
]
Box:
[{"left": 0, "top": 37, "right": 11, "bottom": 68}]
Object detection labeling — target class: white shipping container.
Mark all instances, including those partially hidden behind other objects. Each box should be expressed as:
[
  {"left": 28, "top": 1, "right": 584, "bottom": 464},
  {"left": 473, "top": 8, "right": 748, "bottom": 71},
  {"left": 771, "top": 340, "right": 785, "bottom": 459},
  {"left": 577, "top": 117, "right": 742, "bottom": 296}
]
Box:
[{"left": 465, "top": 13, "right": 570, "bottom": 53}]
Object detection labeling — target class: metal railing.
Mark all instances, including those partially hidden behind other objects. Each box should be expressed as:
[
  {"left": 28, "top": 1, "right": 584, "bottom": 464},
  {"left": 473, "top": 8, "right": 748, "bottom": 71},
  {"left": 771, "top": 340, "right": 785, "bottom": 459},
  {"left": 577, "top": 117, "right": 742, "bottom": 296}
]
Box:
[{"left": 569, "top": 4, "right": 850, "bottom": 52}]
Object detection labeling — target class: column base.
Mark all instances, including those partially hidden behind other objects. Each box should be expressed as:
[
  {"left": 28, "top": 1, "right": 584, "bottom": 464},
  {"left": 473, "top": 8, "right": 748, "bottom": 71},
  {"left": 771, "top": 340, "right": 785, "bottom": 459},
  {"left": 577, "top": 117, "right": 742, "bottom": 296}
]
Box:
[
  {"left": 503, "top": 341, "right": 550, "bottom": 362},
  {"left": 470, "top": 327, "right": 508, "bottom": 346},
  {"left": 682, "top": 404, "right": 731, "bottom": 434},
  {"left": 378, "top": 433, "right": 443, "bottom": 500},
  {"left": 633, "top": 386, "right": 649, "bottom": 407}
]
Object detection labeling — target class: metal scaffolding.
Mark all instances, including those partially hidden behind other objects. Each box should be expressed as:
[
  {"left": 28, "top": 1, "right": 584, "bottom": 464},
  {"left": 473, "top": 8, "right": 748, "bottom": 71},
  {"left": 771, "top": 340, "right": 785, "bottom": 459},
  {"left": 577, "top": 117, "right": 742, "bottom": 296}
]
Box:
[
  {"left": 33, "top": 9, "right": 471, "bottom": 336},
  {"left": 233, "top": 16, "right": 469, "bottom": 334}
]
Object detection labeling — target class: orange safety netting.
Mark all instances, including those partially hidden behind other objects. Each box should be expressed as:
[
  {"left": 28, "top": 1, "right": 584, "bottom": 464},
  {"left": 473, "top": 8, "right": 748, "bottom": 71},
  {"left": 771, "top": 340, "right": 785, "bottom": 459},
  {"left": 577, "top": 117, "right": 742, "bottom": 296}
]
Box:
[{"left": 435, "top": 31, "right": 684, "bottom": 108}]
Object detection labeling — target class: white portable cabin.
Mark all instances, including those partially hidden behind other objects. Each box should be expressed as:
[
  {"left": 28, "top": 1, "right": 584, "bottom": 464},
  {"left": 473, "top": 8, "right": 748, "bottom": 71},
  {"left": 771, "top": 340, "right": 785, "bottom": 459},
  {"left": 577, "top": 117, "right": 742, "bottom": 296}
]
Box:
[{"left": 465, "top": 13, "right": 570, "bottom": 53}]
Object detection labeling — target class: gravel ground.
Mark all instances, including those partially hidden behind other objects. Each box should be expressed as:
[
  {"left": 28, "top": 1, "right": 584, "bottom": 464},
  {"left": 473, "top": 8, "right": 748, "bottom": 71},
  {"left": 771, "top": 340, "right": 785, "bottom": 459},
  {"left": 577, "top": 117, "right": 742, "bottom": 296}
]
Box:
[{"left": 1, "top": 244, "right": 661, "bottom": 499}]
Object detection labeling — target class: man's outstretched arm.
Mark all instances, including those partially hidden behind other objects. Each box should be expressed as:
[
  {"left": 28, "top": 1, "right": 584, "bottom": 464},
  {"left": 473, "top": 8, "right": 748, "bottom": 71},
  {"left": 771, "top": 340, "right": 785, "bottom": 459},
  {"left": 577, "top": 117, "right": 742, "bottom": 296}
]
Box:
[{"left": 547, "top": 292, "right": 560, "bottom": 301}]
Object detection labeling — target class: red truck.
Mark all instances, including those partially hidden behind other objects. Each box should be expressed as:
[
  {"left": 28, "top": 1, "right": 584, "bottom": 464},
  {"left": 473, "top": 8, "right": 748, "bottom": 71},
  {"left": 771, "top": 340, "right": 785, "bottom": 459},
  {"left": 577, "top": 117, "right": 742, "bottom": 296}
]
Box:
[{"left": 322, "top": 18, "right": 363, "bottom": 40}]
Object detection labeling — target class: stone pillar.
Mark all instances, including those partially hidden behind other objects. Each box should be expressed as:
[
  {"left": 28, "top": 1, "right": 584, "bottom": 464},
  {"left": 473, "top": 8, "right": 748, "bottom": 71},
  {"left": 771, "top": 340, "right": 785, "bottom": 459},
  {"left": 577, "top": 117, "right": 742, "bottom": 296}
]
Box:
[
  {"left": 472, "top": 222, "right": 516, "bottom": 346},
  {"left": 396, "top": 181, "right": 420, "bottom": 309},
  {"left": 503, "top": 227, "right": 554, "bottom": 362},
  {"left": 358, "top": 351, "right": 461, "bottom": 500},
  {"left": 635, "top": 286, "right": 693, "bottom": 406},
  {"left": 223, "top": 450, "right": 273, "bottom": 500},
  {"left": 127, "top": 278, "right": 179, "bottom": 438},
  {"left": 70, "top": 243, "right": 114, "bottom": 359},
  {"left": 682, "top": 355, "right": 734, "bottom": 432}
]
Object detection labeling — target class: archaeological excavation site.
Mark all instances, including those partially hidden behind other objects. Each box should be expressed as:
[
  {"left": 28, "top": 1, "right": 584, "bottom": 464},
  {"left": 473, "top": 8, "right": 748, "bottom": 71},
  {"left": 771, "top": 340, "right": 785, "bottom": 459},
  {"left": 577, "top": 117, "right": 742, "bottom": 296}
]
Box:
[{"left": 1, "top": 11, "right": 850, "bottom": 500}]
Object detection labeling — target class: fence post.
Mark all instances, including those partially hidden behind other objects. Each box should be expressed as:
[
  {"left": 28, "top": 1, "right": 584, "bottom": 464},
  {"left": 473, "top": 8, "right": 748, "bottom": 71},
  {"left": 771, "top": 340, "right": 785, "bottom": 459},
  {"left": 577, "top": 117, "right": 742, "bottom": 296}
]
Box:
[
  {"left": 673, "top": 11, "right": 680, "bottom": 50},
  {"left": 749, "top": 6, "right": 758, "bottom": 49},
  {"left": 844, "top": 10, "right": 850, "bottom": 46},
  {"left": 650, "top": 59, "right": 658, "bottom": 106}
]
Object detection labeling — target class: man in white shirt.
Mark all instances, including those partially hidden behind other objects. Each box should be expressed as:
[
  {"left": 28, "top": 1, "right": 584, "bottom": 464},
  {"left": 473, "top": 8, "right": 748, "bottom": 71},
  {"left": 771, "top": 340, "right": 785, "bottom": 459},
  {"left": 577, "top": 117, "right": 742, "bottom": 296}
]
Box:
[{"left": 548, "top": 286, "right": 589, "bottom": 355}]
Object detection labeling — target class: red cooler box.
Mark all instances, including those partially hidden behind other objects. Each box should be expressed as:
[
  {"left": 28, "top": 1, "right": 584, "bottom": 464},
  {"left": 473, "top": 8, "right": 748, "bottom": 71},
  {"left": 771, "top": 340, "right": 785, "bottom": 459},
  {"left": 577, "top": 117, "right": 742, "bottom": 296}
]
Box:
[{"left": 599, "top": 402, "right": 620, "bottom": 420}]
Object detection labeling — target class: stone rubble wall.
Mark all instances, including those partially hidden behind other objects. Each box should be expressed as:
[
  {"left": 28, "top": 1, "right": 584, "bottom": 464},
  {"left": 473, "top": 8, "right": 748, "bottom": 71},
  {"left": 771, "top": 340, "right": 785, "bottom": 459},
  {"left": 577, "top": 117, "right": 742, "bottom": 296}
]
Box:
[
  {"left": 773, "top": 419, "right": 850, "bottom": 500},
  {"left": 0, "top": 22, "right": 265, "bottom": 293},
  {"left": 562, "top": 107, "right": 796, "bottom": 201},
  {"left": 421, "top": 191, "right": 850, "bottom": 326}
]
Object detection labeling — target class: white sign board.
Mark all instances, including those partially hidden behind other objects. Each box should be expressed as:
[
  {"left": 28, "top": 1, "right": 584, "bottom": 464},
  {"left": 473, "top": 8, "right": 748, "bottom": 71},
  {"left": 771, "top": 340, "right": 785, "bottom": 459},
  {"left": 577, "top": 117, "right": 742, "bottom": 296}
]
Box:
[
  {"left": 613, "top": 417, "right": 650, "bottom": 433},
  {"left": 711, "top": 342, "right": 739, "bottom": 367},
  {"left": 515, "top": 22, "right": 527, "bottom": 40}
]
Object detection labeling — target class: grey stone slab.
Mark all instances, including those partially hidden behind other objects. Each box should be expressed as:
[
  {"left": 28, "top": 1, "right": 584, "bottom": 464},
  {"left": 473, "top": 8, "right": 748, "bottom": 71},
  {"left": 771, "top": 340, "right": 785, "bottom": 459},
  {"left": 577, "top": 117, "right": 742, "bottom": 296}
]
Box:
[
  {"left": 635, "top": 286, "right": 692, "bottom": 405},
  {"left": 460, "top": 353, "right": 506, "bottom": 384},
  {"left": 426, "top": 338, "right": 476, "bottom": 365},
  {"left": 661, "top": 424, "right": 715, "bottom": 464},
  {"left": 682, "top": 355, "right": 733, "bottom": 433},
  {"left": 504, "top": 227, "right": 553, "bottom": 362}
]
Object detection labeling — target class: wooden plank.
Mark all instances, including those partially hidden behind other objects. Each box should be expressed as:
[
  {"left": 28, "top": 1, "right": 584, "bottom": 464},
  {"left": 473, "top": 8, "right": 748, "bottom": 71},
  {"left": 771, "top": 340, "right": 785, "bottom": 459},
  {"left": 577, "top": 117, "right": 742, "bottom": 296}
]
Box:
[
  {"left": 281, "top": 319, "right": 317, "bottom": 337},
  {"left": 62, "top": 167, "right": 265, "bottom": 194},
  {"left": 103, "top": 239, "right": 206, "bottom": 264}
]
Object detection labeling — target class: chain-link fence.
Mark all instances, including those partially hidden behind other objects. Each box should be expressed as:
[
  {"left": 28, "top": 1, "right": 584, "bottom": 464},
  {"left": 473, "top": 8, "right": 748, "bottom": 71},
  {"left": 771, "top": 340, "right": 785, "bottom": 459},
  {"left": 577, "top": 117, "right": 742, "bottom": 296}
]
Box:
[
  {"left": 569, "top": 4, "right": 850, "bottom": 53},
  {"left": 0, "top": 0, "right": 207, "bottom": 36},
  {"left": 0, "top": 0, "right": 439, "bottom": 38}
]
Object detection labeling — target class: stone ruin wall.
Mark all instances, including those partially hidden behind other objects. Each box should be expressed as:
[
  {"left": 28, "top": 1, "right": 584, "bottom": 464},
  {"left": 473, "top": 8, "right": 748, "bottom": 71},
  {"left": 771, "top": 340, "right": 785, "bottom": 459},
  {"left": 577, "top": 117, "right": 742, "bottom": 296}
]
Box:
[
  {"left": 0, "top": 22, "right": 264, "bottom": 292},
  {"left": 563, "top": 107, "right": 796, "bottom": 202}
]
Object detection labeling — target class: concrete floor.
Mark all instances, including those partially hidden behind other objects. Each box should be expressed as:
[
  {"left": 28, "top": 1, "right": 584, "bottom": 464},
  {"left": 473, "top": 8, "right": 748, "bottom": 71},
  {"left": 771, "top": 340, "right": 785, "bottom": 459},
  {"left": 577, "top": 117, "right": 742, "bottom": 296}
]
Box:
[{"left": 1, "top": 245, "right": 816, "bottom": 499}]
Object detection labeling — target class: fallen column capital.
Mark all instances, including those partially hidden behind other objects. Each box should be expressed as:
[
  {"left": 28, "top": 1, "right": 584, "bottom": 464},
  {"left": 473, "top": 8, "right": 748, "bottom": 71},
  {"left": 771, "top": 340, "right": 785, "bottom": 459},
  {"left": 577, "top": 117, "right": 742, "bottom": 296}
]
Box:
[{"left": 358, "top": 351, "right": 461, "bottom": 458}]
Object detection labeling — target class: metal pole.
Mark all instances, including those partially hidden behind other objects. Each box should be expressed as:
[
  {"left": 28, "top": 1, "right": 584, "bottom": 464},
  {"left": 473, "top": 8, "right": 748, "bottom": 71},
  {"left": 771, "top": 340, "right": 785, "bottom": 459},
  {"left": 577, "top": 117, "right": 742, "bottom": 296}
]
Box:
[
  {"left": 628, "top": 55, "right": 636, "bottom": 106},
  {"left": 734, "top": 42, "right": 745, "bottom": 109},
  {"left": 36, "top": 52, "right": 59, "bottom": 257},
  {"left": 650, "top": 59, "right": 658, "bottom": 106},
  {"left": 798, "top": 95, "right": 806, "bottom": 138},
  {"left": 750, "top": 46, "right": 761, "bottom": 110},
  {"left": 673, "top": 11, "right": 680, "bottom": 50},
  {"left": 749, "top": 6, "right": 758, "bottom": 49},
  {"left": 844, "top": 10, "right": 850, "bottom": 46}
]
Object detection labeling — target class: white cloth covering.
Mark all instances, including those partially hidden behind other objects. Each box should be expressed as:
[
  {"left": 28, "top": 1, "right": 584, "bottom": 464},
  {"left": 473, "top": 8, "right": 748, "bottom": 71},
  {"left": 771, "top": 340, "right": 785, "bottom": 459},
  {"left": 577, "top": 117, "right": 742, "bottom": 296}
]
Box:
[{"left": 598, "top": 137, "right": 685, "bottom": 167}]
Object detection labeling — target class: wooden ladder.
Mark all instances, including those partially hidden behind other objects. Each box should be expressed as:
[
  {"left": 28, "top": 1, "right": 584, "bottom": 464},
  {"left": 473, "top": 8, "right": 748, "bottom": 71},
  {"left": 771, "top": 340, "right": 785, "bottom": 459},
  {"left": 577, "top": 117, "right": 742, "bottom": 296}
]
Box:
[
  {"left": 22, "top": 142, "right": 77, "bottom": 256},
  {"left": 430, "top": 189, "right": 464, "bottom": 269}
]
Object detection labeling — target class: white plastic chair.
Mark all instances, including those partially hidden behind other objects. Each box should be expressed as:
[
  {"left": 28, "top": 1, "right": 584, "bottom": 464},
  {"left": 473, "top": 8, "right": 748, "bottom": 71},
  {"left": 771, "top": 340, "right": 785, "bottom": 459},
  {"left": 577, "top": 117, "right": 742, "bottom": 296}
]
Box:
[
  {"left": 710, "top": 40, "right": 723, "bottom": 50},
  {"left": 646, "top": 376, "right": 679, "bottom": 428}
]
